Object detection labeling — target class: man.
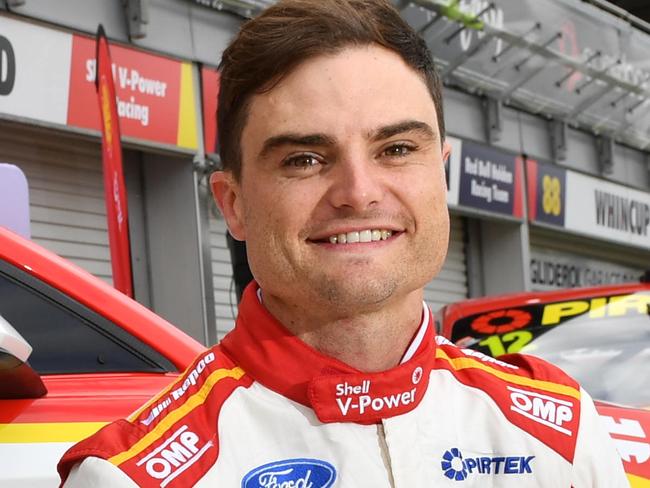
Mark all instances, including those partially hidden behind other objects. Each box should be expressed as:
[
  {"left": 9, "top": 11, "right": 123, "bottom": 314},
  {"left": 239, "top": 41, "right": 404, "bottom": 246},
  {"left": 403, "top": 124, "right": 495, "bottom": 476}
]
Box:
[{"left": 58, "top": 0, "right": 627, "bottom": 486}]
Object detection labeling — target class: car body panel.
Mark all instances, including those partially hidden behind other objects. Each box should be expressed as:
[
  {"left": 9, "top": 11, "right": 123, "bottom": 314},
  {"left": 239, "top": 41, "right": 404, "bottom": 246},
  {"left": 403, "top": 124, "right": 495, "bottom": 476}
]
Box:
[
  {"left": 0, "top": 227, "right": 206, "bottom": 486},
  {"left": 0, "top": 227, "right": 203, "bottom": 371}
]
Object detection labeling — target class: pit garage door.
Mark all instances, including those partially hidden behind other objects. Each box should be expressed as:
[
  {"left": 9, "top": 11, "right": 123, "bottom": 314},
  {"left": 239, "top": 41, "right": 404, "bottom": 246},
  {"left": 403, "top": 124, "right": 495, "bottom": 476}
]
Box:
[
  {"left": 0, "top": 123, "right": 112, "bottom": 284},
  {"left": 424, "top": 214, "right": 468, "bottom": 313},
  {"left": 209, "top": 205, "right": 238, "bottom": 340}
]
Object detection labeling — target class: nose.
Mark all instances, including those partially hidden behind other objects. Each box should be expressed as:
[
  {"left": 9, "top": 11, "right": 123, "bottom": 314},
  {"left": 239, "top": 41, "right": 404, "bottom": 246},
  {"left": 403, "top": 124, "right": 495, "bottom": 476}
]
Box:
[{"left": 326, "top": 155, "right": 384, "bottom": 212}]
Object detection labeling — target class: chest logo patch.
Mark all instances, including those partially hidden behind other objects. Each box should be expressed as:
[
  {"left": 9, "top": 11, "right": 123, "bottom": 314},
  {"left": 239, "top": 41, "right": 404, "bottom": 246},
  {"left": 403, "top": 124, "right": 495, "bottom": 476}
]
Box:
[
  {"left": 441, "top": 448, "right": 535, "bottom": 481},
  {"left": 242, "top": 458, "right": 336, "bottom": 488}
]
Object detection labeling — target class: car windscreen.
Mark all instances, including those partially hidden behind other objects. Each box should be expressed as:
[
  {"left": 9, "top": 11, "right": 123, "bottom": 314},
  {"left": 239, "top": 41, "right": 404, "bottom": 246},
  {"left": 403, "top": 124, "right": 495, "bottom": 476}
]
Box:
[
  {"left": 0, "top": 260, "right": 175, "bottom": 374},
  {"left": 449, "top": 292, "right": 650, "bottom": 408}
]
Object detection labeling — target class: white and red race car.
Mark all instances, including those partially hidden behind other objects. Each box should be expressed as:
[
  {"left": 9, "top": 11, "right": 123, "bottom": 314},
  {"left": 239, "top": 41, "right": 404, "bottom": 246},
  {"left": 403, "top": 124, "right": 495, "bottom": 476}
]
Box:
[
  {"left": 0, "top": 226, "right": 205, "bottom": 487},
  {"left": 440, "top": 284, "right": 650, "bottom": 487}
]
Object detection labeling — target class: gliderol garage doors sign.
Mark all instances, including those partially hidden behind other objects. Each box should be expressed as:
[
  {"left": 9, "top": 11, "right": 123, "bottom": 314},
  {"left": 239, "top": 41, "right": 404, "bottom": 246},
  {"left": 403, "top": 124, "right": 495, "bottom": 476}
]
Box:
[
  {"left": 0, "top": 14, "right": 198, "bottom": 150},
  {"left": 527, "top": 160, "right": 650, "bottom": 250}
]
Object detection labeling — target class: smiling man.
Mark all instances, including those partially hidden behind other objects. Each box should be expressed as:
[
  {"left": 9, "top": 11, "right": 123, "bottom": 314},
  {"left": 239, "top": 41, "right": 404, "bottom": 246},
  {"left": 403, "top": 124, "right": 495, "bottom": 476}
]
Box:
[{"left": 59, "top": 1, "right": 627, "bottom": 486}]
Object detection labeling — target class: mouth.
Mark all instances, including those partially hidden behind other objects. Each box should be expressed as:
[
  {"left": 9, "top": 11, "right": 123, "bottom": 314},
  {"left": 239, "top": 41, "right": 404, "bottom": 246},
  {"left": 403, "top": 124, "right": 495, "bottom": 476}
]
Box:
[{"left": 311, "top": 229, "right": 397, "bottom": 245}]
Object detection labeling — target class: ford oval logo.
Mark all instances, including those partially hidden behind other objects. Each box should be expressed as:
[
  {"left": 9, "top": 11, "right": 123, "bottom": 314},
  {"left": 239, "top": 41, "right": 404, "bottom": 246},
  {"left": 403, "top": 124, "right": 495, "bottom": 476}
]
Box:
[{"left": 242, "top": 458, "right": 337, "bottom": 488}]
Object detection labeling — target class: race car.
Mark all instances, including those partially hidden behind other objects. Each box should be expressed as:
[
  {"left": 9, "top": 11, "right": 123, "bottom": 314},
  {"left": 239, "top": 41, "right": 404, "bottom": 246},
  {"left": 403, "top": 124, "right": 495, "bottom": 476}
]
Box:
[
  {"left": 0, "top": 226, "right": 206, "bottom": 487},
  {"left": 439, "top": 283, "right": 650, "bottom": 487}
]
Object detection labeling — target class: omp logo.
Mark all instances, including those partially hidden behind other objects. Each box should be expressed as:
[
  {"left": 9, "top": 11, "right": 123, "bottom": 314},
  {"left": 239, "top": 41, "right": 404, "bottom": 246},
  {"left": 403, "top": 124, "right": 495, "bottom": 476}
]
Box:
[
  {"left": 508, "top": 386, "right": 574, "bottom": 435},
  {"left": 242, "top": 458, "right": 336, "bottom": 488},
  {"left": 136, "top": 425, "right": 212, "bottom": 487},
  {"left": 141, "top": 352, "right": 215, "bottom": 426},
  {"left": 441, "top": 447, "right": 534, "bottom": 481},
  {"left": 335, "top": 380, "right": 416, "bottom": 416}
]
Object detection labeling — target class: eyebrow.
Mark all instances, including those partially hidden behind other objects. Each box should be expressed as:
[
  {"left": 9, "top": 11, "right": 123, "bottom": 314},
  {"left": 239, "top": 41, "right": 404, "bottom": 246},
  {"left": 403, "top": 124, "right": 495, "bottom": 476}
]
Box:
[
  {"left": 369, "top": 120, "right": 437, "bottom": 143},
  {"left": 259, "top": 133, "right": 337, "bottom": 158}
]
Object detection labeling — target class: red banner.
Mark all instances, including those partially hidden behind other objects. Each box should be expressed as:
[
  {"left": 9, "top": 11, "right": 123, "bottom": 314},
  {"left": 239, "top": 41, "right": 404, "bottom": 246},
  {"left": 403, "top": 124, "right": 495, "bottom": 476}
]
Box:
[
  {"left": 95, "top": 25, "right": 133, "bottom": 297},
  {"left": 201, "top": 67, "right": 219, "bottom": 154}
]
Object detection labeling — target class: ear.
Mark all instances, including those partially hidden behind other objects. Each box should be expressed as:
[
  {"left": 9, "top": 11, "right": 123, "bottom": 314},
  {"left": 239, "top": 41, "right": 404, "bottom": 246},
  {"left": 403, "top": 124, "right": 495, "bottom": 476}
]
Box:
[
  {"left": 210, "top": 171, "right": 246, "bottom": 241},
  {"left": 442, "top": 140, "right": 451, "bottom": 164}
]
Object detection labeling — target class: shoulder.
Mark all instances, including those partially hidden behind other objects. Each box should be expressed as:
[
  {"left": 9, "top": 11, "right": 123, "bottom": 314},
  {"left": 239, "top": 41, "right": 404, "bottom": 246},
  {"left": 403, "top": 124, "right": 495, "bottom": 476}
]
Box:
[
  {"left": 63, "top": 456, "right": 138, "bottom": 487},
  {"left": 433, "top": 335, "right": 579, "bottom": 391},
  {"left": 58, "top": 346, "right": 253, "bottom": 487},
  {"left": 433, "top": 336, "right": 582, "bottom": 461}
]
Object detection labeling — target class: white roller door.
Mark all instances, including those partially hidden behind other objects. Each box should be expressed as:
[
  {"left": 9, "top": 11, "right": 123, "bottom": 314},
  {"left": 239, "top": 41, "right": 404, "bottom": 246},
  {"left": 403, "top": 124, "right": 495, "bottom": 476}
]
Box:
[
  {"left": 0, "top": 123, "right": 112, "bottom": 283},
  {"left": 424, "top": 214, "right": 468, "bottom": 313}
]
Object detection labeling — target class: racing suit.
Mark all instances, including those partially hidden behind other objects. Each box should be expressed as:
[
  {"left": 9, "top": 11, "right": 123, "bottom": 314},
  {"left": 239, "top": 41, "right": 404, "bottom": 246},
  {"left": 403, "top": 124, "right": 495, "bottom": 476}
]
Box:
[{"left": 58, "top": 283, "right": 627, "bottom": 487}]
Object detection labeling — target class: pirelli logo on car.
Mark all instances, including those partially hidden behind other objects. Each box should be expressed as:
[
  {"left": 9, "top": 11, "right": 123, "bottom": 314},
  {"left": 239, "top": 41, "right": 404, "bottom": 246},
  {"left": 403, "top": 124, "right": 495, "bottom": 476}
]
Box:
[{"left": 508, "top": 386, "right": 574, "bottom": 436}]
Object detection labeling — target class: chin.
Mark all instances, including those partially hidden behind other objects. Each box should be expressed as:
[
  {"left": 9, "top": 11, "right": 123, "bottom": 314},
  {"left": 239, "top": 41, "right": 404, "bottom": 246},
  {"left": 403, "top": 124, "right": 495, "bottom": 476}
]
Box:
[{"left": 315, "top": 275, "right": 400, "bottom": 308}]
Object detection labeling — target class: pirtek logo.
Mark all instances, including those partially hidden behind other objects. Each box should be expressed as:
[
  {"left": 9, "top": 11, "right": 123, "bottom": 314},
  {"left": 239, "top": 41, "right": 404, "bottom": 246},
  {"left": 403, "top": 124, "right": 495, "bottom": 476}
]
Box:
[
  {"left": 508, "top": 386, "right": 574, "bottom": 435},
  {"left": 335, "top": 380, "right": 416, "bottom": 416},
  {"left": 137, "top": 425, "right": 212, "bottom": 487},
  {"left": 141, "top": 352, "right": 215, "bottom": 426},
  {"left": 441, "top": 447, "right": 534, "bottom": 481}
]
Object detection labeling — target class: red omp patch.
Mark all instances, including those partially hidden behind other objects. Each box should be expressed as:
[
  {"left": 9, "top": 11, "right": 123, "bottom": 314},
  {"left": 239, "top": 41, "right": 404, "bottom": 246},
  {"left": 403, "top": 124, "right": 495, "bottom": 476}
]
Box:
[{"left": 471, "top": 309, "right": 532, "bottom": 334}]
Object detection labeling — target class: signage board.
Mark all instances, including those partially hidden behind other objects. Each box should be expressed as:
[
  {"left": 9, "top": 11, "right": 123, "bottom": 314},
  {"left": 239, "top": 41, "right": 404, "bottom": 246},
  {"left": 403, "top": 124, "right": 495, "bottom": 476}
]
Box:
[
  {"left": 446, "top": 136, "right": 524, "bottom": 219},
  {"left": 527, "top": 159, "right": 650, "bottom": 250},
  {"left": 0, "top": 14, "right": 198, "bottom": 150},
  {"left": 0, "top": 15, "right": 71, "bottom": 125},
  {"left": 68, "top": 34, "right": 198, "bottom": 150},
  {"left": 530, "top": 248, "right": 643, "bottom": 291}
]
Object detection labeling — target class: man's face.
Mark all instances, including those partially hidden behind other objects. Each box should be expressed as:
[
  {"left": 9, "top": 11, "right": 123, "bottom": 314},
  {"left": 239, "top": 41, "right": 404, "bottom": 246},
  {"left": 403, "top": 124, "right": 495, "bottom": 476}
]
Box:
[{"left": 212, "top": 45, "right": 450, "bottom": 314}]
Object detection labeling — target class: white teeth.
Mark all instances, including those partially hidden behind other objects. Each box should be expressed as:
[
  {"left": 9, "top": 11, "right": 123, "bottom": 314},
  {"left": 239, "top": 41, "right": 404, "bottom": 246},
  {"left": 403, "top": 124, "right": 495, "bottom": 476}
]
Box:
[{"left": 327, "top": 229, "right": 393, "bottom": 245}]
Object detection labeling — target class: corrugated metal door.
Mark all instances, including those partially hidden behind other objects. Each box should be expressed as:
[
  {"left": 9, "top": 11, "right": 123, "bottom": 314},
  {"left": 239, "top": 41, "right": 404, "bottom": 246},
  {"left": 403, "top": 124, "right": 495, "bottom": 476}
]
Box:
[
  {"left": 424, "top": 214, "right": 468, "bottom": 313},
  {"left": 208, "top": 206, "right": 238, "bottom": 339},
  {"left": 0, "top": 124, "right": 112, "bottom": 283}
]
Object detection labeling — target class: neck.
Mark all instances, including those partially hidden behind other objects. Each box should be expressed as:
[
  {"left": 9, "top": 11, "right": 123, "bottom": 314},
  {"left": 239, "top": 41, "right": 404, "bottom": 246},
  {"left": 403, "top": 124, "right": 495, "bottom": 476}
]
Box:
[{"left": 261, "top": 289, "right": 424, "bottom": 372}]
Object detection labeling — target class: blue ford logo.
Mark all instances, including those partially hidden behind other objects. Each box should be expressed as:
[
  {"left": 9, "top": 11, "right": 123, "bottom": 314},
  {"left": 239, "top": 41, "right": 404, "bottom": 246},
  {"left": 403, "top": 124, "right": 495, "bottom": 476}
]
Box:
[{"left": 242, "top": 458, "right": 337, "bottom": 488}]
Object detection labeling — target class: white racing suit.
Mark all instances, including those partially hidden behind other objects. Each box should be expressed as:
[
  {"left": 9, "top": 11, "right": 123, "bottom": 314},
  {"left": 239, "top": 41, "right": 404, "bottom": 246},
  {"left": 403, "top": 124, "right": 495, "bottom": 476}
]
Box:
[{"left": 58, "top": 283, "right": 627, "bottom": 487}]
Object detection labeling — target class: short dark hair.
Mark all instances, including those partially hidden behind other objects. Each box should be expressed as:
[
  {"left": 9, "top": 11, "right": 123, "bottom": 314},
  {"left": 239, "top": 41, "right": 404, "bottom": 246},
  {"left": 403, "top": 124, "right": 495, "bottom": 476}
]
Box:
[{"left": 217, "top": 0, "right": 444, "bottom": 179}]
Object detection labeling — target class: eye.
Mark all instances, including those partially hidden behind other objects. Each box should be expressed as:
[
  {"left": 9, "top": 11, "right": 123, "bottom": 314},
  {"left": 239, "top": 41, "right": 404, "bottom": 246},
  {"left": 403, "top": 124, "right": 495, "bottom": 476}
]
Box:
[
  {"left": 381, "top": 143, "right": 417, "bottom": 158},
  {"left": 283, "top": 153, "right": 323, "bottom": 169}
]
